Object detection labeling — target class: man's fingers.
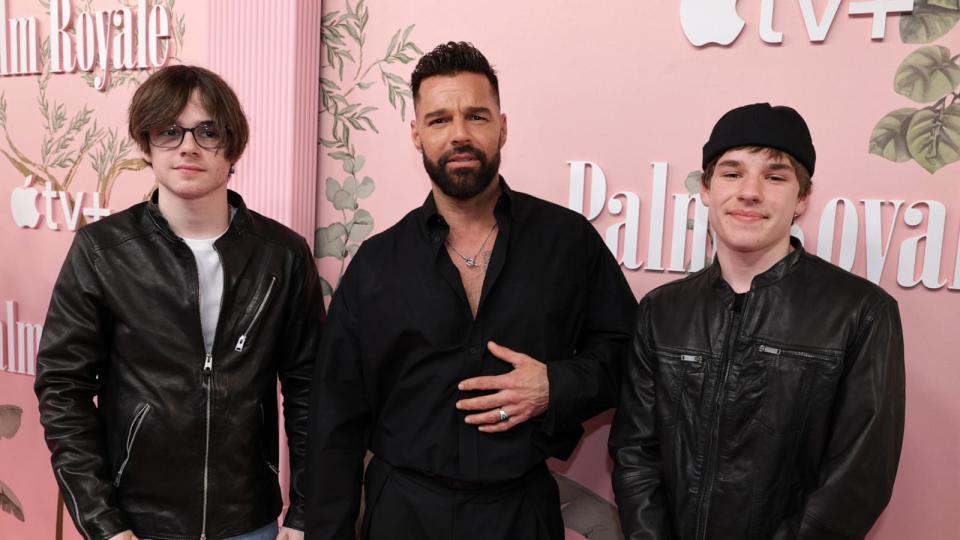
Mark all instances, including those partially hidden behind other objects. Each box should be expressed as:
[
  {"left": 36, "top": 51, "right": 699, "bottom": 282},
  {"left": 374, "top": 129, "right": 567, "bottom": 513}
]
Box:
[
  {"left": 457, "top": 390, "right": 511, "bottom": 411},
  {"left": 487, "top": 341, "right": 529, "bottom": 366},
  {"left": 458, "top": 373, "right": 511, "bottom": 392},
  {"left": 478, "top": 410, "right": 522, "bottom": 433},
  {"left": 466, "top": 406, "right": 523, "bottom": 427}
]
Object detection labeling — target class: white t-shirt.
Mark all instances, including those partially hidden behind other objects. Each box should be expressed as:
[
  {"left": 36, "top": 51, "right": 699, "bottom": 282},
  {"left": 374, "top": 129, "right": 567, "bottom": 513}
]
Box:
[{"left": 182, "top": 213, "right": 233, "bottom": 354}]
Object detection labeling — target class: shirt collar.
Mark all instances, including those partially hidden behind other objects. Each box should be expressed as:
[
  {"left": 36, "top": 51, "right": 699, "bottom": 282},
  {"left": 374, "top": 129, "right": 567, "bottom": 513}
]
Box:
[{"left": 417, "top": 176, "right": 520, "bottom": 244}]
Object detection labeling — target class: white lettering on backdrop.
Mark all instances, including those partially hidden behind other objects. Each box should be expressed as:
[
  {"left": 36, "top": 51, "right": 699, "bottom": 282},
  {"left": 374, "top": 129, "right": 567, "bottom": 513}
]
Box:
[
  {"left": 568, "top": 161, "right": 960, "bottom": 291},
  {"left": 0, "top": 0, "right": 171, "bottom": 89}
]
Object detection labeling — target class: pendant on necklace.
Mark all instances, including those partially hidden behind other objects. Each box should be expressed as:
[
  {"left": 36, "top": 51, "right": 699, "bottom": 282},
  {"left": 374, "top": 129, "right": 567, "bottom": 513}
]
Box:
[{"left": 464, "top": 258, "right": 478, "bottom": 268}]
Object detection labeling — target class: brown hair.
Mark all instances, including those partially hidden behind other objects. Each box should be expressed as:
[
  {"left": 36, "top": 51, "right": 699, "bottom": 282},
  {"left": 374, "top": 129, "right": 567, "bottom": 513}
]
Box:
[
  {"left": 702, "top": 146, "right": 812, "bottom": 198},
  {"left": 128, "top": 65, "right": 249, "bottom": 164}
]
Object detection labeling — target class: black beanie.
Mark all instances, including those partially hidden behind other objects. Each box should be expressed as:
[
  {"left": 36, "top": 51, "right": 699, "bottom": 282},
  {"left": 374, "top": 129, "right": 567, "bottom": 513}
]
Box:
[{"left": 702, "top": 103, "right": 816, "bottom": 176}]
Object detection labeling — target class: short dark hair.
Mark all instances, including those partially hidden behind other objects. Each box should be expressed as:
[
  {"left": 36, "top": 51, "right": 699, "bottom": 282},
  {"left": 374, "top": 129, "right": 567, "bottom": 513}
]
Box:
[
  {"left": 410, "top": 41, "right": 499, "bottom": 106},
  {"left": 702, "top": 145, "right": 813, "bottom": 198},
  {"left": 128, "top": 65, "right": 249, "bottom": 163}
]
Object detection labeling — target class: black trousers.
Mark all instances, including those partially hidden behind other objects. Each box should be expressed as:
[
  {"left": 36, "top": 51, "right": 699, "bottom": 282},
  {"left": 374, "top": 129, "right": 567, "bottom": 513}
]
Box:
[{"left": 362, "top": 457, "right": 564, "bottom": 540}]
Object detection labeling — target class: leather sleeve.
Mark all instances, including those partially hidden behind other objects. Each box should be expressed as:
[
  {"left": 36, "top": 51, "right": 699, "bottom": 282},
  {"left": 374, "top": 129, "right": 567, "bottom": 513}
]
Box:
[
  {"left": 539, "top": 220, "right": 636, "bottom": 444},
  {"left": 794, "top": 298, "right": 905, "bottom": 539},
  {"left": 608, "top": 298, "right": 674, "bottom": 540},
  {"left": 277, "top": 239, "right": 326, "bottom": 531},
  {"left": 305, "top": 258, "right": 371, "bottom": 540},
  {"left": 34, "top": 231, "right": 130, "bottom": 540}
]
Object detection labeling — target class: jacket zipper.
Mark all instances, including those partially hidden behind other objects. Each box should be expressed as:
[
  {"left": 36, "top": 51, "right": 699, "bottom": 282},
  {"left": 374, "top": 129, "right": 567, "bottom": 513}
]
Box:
[
  {"left": 57, "top": 468, "right": 90, "bottom": 540},
  {"left": 197, "top": 245, "right": 225, "bottom": 540},
  {"left": 235, "top": 276, "right": 277, "bottom": 351},
  {"left": 201, "top": 353, "right": 213, "bottom": 540},
  {"left": 758, "top": 344, "right": 780, "bottom": 355},
  {"left": 759, "top": 344, "right": 834, "bottom": 363},
  {"left": 694, "top": 299, "right": 747, "bottom": 539},
  {"left": 114, "top": 403, "right": 151, "bottom": 486}
]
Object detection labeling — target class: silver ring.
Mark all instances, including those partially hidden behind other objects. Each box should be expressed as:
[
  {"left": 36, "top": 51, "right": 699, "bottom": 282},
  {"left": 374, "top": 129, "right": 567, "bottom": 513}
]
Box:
[{"left": 498, "top": 408, "right": 509, "bottom": 423}]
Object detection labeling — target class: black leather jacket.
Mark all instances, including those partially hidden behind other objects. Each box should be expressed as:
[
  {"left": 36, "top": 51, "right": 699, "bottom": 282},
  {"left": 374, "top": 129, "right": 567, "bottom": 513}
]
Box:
[
  {"left": 610, "top": 241, "right": 905, "bottom": 540},
  {"left": 35, "top": 191, "right": 324, "bottom": 540}
]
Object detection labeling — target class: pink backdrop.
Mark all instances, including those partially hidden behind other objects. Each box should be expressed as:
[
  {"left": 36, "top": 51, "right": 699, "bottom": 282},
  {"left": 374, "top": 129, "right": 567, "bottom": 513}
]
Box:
[
  {"left": 0, "top": 1, "right": 958, "bottom": 539},
  {"left": 315, "top": 1, "right": 959, "bottom": 539}
]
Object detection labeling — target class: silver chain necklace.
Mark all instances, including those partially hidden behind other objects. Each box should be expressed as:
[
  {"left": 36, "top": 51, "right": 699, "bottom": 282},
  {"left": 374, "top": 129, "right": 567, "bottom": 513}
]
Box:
[{"left": 446, "top": 223, "right": 498, "bottom": 269}]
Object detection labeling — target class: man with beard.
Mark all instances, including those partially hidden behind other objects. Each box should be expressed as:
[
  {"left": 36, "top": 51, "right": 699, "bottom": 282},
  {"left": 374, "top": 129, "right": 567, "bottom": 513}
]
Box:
[{"left": 306, "top": 42, "right": 636, "bottom": 540}]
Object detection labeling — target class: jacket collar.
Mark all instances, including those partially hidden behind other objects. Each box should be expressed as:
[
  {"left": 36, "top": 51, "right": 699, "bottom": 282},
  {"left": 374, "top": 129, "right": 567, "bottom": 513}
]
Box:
[
  {"left": 143, "top": 189, "right": 251, "bottom": 241},
  {"left": 709, "top": 236, "right": 805, "bottom": 294}
]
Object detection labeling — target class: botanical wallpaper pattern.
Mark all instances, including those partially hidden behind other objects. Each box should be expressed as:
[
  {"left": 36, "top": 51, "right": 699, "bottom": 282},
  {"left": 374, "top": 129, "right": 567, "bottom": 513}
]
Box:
[{"left": 870, "top": 0, "right": 960, "bottom": 173}]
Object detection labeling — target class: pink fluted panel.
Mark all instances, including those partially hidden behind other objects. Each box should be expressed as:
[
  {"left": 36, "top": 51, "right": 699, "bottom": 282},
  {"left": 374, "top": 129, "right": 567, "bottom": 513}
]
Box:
[
  {"left": 206, "top": 0, "right": 321, "bottom": 521},
  {"left": 208, "top": 0, "right": 320, "bottom": 241}
]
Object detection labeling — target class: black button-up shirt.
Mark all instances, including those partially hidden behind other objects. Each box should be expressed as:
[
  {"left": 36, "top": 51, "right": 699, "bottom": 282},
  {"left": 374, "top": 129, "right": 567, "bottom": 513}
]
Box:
[{"left": 307, "top": 179, "right": 636, "bottom": 538}]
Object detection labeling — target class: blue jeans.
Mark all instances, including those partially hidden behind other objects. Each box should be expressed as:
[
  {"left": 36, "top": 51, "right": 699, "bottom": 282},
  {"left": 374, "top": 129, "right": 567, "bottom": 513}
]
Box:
[
  {"left": 225, "top": 521, "right": 279, "bottom": 540},
  {"left": 142, "top": 521, "right": 278, "bottom": 540}
]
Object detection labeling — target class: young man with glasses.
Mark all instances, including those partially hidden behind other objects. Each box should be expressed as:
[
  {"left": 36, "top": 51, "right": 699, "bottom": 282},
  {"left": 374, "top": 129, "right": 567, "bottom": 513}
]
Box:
[{"left": 35, "top": 65, "right": 323, "bottom": 540}]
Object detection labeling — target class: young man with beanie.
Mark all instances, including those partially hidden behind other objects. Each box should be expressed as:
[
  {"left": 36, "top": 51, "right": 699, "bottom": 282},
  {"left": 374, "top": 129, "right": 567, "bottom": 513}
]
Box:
[
  {"left": 609, "top": 103, "right": 905, "bottom": 539},
  {"left": 35, "top": 65, "right": 323, "bottom": 540}
]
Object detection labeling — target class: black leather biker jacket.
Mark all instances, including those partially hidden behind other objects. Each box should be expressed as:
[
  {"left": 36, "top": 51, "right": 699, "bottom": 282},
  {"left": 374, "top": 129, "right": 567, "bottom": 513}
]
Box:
[
  {"left": 610, "top": 240, "right": 905, "bottom": 540},
  {"left": 35, "top": 191, "right": 324, "bottom": 540}
]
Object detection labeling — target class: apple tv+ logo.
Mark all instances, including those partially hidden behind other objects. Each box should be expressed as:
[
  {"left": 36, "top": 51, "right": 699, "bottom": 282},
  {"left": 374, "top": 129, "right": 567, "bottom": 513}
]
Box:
[
  {"left": 679, "top": 0, "right": 915, "bottom": 46},
  {"left": 9, "top": 175, "right": 110, "bottom": 231}
]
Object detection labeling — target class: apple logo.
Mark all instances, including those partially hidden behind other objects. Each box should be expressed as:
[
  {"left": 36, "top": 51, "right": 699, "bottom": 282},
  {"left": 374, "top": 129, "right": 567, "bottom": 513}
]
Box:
[
  {"left": 10, "top": 175, "right": 41, "bottom": 228},
  {"left": 680, "top": 0, "right": 746, "bottom": 46}
]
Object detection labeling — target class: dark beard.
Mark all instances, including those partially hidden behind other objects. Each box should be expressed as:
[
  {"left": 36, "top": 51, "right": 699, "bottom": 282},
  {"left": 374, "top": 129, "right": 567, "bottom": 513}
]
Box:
[{"left": 422, "top": 144, "right": 500, "bottom": 200}]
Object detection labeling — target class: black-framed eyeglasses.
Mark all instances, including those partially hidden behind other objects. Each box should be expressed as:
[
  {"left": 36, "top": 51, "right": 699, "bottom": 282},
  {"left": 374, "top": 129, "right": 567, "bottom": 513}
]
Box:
[{"left": 147, "top": 123, "right": 225, "bottom": 150}]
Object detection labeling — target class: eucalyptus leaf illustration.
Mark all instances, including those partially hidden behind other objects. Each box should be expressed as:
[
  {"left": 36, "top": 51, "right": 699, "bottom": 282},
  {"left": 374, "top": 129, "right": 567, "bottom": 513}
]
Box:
[
  {"left": 905, "top": 103, "right": 960, "bottom": 172},
  {"left": 318, "top": 1, "right": 422, "bottom": 296},
  {"left": 332, "top": 189, "right": 357, "bottom": 211},
  {"left": 356, "top": 176, "right": 375, "bottom": 199},
  {"left": 894, "top": 45, "right": 960, "bottom": 103},
  {"left": 0, "top": 480, "right": 25, "bottom": 522},
  {"left": 900, "top": 0, "right": 960, "bottom": 44},
  {"left": 869, "top": 108, "right": 919, "bottom": 162},
  {"left": 348, "top": 209, "right": 374, "bottom": 242},
  {"left": 0, "top": 405, "right": 22, "bottom": 438},
  {"left": 316, "top": 224, "right": 347, "bottom": 260},
  {"left": 325, "top": 177, "right": 341, "bottom": 201},
  {"left": 930, "top": 0, "right": 960, "bottom": 10},
  {"left": 319, "top": 276, "right": 334, "bottom": 297},
  {"left": 683, "top": 171, "right": 702, "bottom": 195}
]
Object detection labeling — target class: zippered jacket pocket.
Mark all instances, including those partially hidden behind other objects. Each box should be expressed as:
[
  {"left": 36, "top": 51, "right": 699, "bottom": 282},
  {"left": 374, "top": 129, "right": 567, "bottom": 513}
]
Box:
[
  {"left": 748, "top": 343, "right": 841, "bottom": 435},
  {"left": 653, "top": 347, "right": 709, "bottom": 428},
  {"left": 235, "top": 275, "right": 278, "bottom": 352},
  {"left": 114, "top": 403, "right": 151, "bottom": 487}
]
